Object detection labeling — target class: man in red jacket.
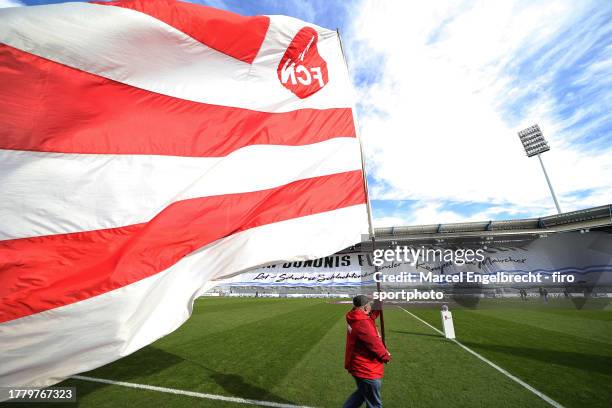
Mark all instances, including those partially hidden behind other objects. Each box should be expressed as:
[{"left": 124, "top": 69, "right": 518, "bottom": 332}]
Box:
[{"left": 343, "top": 295, "right": 391, "bottom": 408}]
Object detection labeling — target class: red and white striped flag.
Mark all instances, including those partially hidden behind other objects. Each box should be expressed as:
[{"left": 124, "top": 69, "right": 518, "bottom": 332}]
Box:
[{"left": 0, "top": 0, "right": 368, "bottom": 388}]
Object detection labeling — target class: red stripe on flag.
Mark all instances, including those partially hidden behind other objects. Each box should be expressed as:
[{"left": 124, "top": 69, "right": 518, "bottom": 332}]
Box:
[
  {"left": 0, "top": 45, "right": 355, "bottom": 157},
  {"left": 93, "top": 0, "right": 270, "bottom": 64},
  {"left": 0, "top": 170, "right": 366, "bottom": 323}
]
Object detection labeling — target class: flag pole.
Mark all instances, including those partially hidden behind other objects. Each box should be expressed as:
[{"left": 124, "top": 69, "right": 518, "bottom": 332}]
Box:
[{"left": 336, "top": 28, "right": 386, "bottom": 345}]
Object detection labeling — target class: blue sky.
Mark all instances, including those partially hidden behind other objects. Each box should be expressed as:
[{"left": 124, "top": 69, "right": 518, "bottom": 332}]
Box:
[{"left": 6, "top": 0, "right": 612, "bottom": 226}]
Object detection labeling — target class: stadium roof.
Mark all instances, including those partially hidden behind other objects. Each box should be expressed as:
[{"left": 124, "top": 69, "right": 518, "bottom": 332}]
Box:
[{"left": 349, "top": 204, "right": 612, "bottom": 249}]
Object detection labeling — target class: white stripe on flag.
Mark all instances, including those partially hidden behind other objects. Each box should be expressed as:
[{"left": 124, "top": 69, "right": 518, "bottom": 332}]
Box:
[
  {"left": 0, "top": 205, "right": 367, "bottom": 388},
  {"left": 0, "top": 138, "right": 361, "bottom": 240},
  {"left": 0, "top": 3, "right": 353, "bottom": 112}
]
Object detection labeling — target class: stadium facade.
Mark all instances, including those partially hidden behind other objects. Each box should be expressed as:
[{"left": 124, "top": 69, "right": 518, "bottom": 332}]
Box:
[{"left": 209, "top": 205, "right": 612, "bottom": 300}]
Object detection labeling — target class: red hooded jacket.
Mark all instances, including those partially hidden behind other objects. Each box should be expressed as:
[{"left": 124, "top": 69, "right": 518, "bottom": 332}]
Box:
[{"left": 344, "top": 308, "right": 390, "bottom": 379}]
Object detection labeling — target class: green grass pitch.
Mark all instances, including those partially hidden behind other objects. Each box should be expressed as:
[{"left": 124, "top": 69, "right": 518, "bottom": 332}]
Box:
[{"left": 11, "top": 297, "right": 612, "bottom": 407}]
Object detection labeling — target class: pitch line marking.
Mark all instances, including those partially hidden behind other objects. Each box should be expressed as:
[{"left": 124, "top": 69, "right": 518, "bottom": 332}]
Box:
[
  {"left": 398, "top": 307, "right": 564, "bottom": 408},
  {"left": 72, "top": 375, "right": 314, "bottom": 408}
]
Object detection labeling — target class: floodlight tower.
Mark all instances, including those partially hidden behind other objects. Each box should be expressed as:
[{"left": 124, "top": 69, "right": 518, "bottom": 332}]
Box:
[{"left": 517, "top": 124, "right": 562, "bottom": 213}]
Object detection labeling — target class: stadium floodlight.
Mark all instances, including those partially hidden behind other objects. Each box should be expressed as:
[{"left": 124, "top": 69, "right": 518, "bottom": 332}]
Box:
[
  {"left": 517, "top": 124, "right": 562, "bottom": 213},
  {"left": 518, "top": 124, "right": 550, "bottom": 157}
]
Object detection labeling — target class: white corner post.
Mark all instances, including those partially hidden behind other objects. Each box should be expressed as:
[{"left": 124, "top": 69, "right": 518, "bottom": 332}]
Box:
[{"left": 440, "top": 305, "right": 456, "bottom": 339}]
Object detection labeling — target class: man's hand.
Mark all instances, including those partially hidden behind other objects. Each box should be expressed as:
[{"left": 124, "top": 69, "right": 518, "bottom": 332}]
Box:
[{"left": 381, "top": 351, "right": 391, "bottom": 364}]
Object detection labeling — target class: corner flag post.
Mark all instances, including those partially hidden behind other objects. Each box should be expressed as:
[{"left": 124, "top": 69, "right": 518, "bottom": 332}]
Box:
[{"left": 336, "top": 29, "right": 386, "bottom": 345}]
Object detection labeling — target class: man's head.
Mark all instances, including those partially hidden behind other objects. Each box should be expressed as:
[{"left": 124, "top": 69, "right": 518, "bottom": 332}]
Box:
[{"left": 353, "top": 295, "right": 373, "bottom": 313}]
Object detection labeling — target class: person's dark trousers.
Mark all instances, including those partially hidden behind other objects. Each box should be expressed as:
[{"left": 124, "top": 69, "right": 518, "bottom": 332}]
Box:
[{"left": 343, "top": 376, "right": 382, "bottom": 408}]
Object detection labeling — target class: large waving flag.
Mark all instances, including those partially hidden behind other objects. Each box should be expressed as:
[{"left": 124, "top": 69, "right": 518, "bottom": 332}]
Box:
[{"left": 0, "top": 0, "right": 368, "bottom": 388}]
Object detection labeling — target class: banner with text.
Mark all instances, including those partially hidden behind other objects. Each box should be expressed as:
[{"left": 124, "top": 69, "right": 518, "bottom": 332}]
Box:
[{"left": 215, "top": 231, "right": 612, "bottom": 288}]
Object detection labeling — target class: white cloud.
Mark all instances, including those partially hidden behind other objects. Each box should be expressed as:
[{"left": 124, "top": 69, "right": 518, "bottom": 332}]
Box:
[
  {"left": 374, "top": 201, "right": 535, "bottom": 227},
  {"left": 373, "top": 215, "right": 412, "bottom": 228},
  {"left": 400, "top": 202, "right": 476, "bottom": 225},
  {"left": 346, "top": 0, "right": 612, "bottom": 224},
  {"left": 0, "top": 0, "right": 23, "bottom": 8}
]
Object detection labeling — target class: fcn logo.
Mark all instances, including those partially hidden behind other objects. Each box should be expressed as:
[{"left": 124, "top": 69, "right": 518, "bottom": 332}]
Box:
[{"left": 277, "top": 27, "right": 328, "bottom": 99}]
